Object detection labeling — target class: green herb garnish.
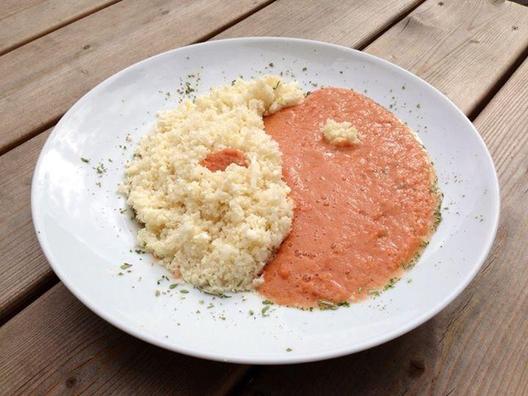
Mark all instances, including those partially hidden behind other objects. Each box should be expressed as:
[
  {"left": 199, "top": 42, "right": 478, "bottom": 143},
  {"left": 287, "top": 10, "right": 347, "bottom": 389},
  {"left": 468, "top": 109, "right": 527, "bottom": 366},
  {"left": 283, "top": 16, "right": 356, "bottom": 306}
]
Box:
[
  {"left": 384, "top": 277, "right": 400, "bottom": 291},
  {"left": 261, "top": 305, "right": 271, "bottom": 317},
  {"left": 95, "top": 162, "right": 107, "bottom": 175},
  {"left": 318, "top": 300, "right": 338, "bottom": 310}
]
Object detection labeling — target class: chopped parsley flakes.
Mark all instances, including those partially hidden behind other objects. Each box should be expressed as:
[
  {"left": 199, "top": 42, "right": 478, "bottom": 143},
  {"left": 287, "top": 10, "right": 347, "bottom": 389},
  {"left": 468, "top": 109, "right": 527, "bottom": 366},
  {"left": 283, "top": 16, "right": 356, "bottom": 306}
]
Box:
[
  {"left": 261, "top": 305, "right": 271, "bottom": 317},
  {"left": 384, "top": 277, "right": 400, "bottom": 291},
  {"left": 318, "top": 300, "right": 338, "bottom": 310}
]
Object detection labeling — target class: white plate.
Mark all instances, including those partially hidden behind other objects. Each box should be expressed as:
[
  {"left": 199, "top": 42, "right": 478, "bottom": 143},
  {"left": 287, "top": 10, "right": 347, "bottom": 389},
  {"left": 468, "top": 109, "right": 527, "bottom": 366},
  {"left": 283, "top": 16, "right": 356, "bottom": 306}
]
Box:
[{"left": 32, "top": 38, "right": 499, "bottom": 364}]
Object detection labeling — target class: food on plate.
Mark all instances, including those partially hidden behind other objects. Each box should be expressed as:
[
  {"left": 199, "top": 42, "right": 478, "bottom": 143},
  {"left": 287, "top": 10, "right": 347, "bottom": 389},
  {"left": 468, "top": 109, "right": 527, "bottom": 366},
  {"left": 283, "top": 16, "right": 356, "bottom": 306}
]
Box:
[
  {"left": 261, "top": 88, "right": 441, "bottom": 307},
  {"left": 321, "top": 119, "right": 361, "bottom": 146},
  {"left": 120, "top": 76, "right": 303, "bottom": 294},
  {"left": 122, "top": 75, "right": 441, "bottom": 307}
]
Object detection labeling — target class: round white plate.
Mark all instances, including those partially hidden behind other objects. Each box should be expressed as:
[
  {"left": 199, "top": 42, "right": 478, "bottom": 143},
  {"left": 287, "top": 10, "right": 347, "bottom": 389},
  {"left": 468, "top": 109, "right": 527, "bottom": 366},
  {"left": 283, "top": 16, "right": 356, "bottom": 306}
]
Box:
[{"left": 32, "top": 38, "right": 499, "bottom": 364}]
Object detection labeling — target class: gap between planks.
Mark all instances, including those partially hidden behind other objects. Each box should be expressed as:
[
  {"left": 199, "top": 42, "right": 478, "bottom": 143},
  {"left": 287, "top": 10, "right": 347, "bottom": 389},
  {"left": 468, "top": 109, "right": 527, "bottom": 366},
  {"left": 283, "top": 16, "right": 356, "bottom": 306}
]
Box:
[
  {"left": 0, "top": 0, "right": 123, "bottom": 56},
  {"left": 468, "top": 42, "right": 528, "bottom": 121}
]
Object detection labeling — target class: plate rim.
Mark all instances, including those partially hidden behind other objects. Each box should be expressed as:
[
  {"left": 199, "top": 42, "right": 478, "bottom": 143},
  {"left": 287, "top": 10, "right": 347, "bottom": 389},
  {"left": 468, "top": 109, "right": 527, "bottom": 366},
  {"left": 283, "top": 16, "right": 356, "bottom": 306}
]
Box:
[{"left": 31, "top": 36, "right": 501, "bottom": 364}]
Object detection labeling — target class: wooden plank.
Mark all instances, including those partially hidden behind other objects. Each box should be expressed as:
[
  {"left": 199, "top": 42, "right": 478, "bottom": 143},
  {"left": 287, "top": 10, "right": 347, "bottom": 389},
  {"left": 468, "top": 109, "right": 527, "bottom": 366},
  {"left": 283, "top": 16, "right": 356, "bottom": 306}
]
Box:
[
  {"left": 0, "top": 283, "right": 248, "bottom": 395},
  {"left": 0, "top": 0, "right": 420, "bottom": 322},
  {"left": 0, "top": 0, "right": 120, "bottom": 55},
  {"left": 215, "top": 0, "right": 423, "bottom": 48},
  {"left": 0, "top": 130, "right": 53, "bottom": 322},
  {"left": 364, "top": 0, "right": 528, "bottom": 115},
  {"left": 0, "top": 0, "right": 274, "bottom": 154},
  {"left": 220, "top": 0, "right": 528, "bottom": 117},
  {"left": 234, "top": 57, "right": 528, "bottom": 396}
]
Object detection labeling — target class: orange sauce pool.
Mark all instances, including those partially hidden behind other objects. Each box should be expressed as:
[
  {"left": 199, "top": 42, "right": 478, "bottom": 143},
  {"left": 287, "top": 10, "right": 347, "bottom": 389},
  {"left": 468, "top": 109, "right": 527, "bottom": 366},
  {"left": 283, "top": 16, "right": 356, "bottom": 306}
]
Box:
[
  {"left": 260, "top": 88, "right": 440, "bottom": 308},
  {"left": 201, "top": 148, "right": 248, "bottom": 172}
]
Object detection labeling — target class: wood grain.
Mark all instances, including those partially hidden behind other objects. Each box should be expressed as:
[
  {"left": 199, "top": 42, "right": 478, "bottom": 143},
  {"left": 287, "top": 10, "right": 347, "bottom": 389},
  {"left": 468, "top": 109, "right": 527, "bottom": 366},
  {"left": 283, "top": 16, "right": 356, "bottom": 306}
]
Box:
[
  {"left": 0, "top": 0, "right": 273, "bottom": 154},
  {"left": 0, "top": 283, "right": 247, "bottom": 395},
  {"left": 0, "top": 0, "right": 120, "bottom": 55},
  {"left": 0, "top": 0, "right": 423, "bottom": 324},
  {"left": 232, "top": 58, "right": 528, "bottom": 396},
  {"left": 364, "top": 0, "right": 528, "bottom": 115},
  {"left": 220, "top": 0, "right": 528, "bottom": 117},
  {"left": 216, "top": 0, "right": 423, "bottom": 48}
]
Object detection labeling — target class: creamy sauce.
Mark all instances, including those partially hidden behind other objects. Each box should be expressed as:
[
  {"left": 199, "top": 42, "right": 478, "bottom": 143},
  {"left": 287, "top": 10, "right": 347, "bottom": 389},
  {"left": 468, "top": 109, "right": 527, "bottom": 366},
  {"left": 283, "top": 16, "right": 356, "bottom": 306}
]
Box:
[
  {"left": 260, "top": 88, "right": 440, "bottom": 308},
  {"left": 201, "top": 148, "right": 248, "bottom": 172}
]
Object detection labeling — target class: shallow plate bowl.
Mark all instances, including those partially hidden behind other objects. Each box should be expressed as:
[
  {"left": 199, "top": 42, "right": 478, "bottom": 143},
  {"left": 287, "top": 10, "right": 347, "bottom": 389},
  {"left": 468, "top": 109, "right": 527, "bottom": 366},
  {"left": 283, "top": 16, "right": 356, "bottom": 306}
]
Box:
[{"left": 32, "top": 37, "right": 500, "bottom": 364}]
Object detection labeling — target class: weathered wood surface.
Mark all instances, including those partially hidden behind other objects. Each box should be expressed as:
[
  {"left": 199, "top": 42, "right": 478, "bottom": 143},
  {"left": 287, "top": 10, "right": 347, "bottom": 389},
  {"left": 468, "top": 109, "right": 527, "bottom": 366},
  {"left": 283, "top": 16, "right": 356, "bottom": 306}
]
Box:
[
  {"left": 0, "top": 0, "right": 274, "bottom": 153},
  {"left": 0, "top": 283, "right": 248, "bottom": 395},
  {"left": 364, "top": 0, "right": 528, "bottom": 116},
  {"left": 234, "top": 57, "right": 528, "bottom": 396},
  {"left": 216, "top": 0, "right": 423, "bottom": 48},
  {"left": 0, "top": 0, "right": 120, "bottom": 55},
  {"left": 220, "top": 0, "right": 528, "bottom": 116},
  {"left": 1, "top": 0, "right": 528, "bottom": 394}
]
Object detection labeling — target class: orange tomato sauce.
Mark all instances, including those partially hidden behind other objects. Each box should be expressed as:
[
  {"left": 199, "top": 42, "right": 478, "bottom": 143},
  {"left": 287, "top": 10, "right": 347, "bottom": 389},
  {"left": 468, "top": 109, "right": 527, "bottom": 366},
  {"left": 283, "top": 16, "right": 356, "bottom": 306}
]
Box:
[
  {"left": 260, "top": 88, "right": 440, "bottom": 308},
  {"left": 201, "top": 148, "right": 248, "bottom": 172}
]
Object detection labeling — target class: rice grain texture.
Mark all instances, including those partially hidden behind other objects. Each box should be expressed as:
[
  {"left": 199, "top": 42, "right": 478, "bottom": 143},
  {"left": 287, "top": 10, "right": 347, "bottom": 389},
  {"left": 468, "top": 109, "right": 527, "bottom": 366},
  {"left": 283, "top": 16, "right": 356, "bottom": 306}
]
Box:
[
  {"left": 322, "top": 118, "right": 361, "bottom": 146},
  {"left": 121, "top": 76, "right": 304, "bottom": 293}
]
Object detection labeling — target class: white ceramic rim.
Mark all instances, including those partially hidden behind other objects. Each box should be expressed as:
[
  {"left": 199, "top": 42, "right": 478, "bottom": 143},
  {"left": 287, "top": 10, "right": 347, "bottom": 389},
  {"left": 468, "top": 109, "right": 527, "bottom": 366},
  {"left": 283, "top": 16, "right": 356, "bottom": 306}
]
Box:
[{"left": 31, "top": 37, "right": 500, "bottom": 364}]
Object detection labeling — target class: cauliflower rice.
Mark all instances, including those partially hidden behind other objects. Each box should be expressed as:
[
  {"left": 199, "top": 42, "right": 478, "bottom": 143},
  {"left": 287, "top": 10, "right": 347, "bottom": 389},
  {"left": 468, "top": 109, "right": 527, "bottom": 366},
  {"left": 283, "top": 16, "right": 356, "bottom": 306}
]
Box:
[
  {"left": 322, "top": 118, "right": 361, "bottom": 146},
  {"left": 121, "top": 76, "right": 304, "bottom": 293}
]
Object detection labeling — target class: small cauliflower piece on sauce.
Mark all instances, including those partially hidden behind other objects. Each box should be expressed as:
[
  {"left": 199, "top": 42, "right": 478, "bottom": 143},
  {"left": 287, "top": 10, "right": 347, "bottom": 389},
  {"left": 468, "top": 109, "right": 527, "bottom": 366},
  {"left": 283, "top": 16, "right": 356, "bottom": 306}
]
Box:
[{"left": 322, "top": 119, "right": 361, "bottom": 146}]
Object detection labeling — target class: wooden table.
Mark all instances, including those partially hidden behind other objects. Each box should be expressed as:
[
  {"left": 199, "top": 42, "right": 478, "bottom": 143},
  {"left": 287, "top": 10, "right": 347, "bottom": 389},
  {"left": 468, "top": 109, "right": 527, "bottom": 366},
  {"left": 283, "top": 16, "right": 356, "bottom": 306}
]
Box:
[{"left": 1, "top": 1, "right": 527, "bottom": 394}]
